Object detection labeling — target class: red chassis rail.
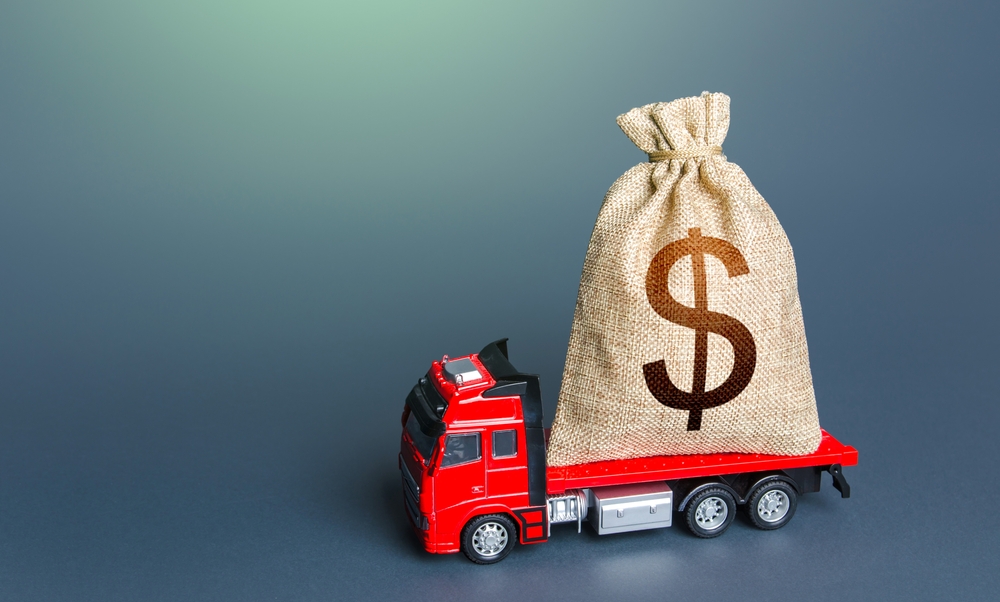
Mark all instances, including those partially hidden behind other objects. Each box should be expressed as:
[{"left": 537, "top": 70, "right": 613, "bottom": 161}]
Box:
[{"left": 546, "top": 430, "right": 857, "bottom": 495}]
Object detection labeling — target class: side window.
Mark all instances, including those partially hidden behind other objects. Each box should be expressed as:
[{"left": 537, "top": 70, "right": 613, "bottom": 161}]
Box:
[
  {"left": 441, "top": 433, "right": 481, "bottom": 468},
  {"left": 492, "top": 430, "right": 517, "bottom": 459}
]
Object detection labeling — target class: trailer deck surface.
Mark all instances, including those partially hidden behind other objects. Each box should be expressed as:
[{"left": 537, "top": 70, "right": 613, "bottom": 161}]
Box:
[{"left": 545, "top": 429, "right": 858, "bottom": 495}]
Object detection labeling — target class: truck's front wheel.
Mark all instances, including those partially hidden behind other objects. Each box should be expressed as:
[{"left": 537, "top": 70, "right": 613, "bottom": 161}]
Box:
[{"left": 461, "top": 514, "right": 517, "bottom": 564}]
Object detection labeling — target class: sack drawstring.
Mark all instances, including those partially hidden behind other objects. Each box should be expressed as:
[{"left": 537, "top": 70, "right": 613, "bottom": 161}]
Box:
[{"left": 648, "top": 145, "right": 723, "bottom": 162}]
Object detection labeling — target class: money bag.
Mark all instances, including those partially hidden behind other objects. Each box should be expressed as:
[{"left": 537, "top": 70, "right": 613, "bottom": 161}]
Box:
[{"left": 546, "top": 92, "right": 822, "bottom": 466}]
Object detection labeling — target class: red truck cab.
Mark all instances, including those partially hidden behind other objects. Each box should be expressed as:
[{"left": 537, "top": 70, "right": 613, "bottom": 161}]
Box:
[
  {"left": 400, "top": 340, "right": 857, "bottom": 564},
  {"left": 400, "top": 339, "right": 548, "bottom": 557}
]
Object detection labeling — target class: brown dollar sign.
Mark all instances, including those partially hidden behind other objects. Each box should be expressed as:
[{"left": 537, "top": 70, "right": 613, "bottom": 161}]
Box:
[{"left": 643, "top": 228, "right": 757, "bottom": 431}]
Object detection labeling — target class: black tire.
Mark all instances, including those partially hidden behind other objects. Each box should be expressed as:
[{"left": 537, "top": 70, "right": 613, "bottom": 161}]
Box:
[
  {"left": 460, "top": 514, "right": 517, "bottom": 564},
  {"left": 685, "top": 486, "right": 737, "bottom": 538},
  {"left": 746, "top": 480, "right": 797, "bottom": 530}
]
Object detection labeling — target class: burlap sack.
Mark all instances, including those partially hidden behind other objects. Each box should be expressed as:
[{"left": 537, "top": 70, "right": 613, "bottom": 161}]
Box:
[{"left": 546, "top": 92, "right": 821, "bottom": 467}]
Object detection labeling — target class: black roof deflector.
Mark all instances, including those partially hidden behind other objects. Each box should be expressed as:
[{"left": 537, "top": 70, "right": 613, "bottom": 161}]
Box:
[{"left": 478, "top": 339, "right": 515, "bottom": 380}]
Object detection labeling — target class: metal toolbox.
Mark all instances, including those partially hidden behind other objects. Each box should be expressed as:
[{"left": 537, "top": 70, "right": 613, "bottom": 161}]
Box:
[{"left": 588, "top": 481, "right": 672, "bottom": 535}]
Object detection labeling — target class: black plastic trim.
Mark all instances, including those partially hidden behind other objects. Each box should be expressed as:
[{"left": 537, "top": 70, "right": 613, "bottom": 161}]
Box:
[
  {"left": 483, "top": 380, "right": 527, "bottom": 398},
  {"left": 783, "top": 467, "right": 823, "bottom": 494},
  {"left": 677, "top": 479, "right": 741, "bottom": 512},
  {"left": 828, "top": 464, "right": 851, "bottom": 498},
  {"left": 746, "top": 474, "right": 800, "bottom": 498},
  {"left": 405, "top": 381, "right": 446, "bottom": 438},
  {"left": 478, "top": 339, "right": 518, "bottom": 380},
  {"left": 524, "top": 426, "right": 546, "bottom": 507},
  {"left": 477, "top": 339, "right": 546, "bottom": 507}
]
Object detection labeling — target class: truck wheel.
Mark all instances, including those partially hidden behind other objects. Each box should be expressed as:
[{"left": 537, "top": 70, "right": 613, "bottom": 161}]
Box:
[
  {"left": 685, "top": 487, "right": 736, "bottom": 538},
  {"left": 747, "top": 480, "right": 797, "bottom": 530},
  {"left": 461, "top": 514, "right": 517, "bottom": 564}
]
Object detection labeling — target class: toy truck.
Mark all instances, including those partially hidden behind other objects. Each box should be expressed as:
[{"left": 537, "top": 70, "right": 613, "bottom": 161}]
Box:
[{"left": 399, "top": 339, "right": 857, "bottom": 564}]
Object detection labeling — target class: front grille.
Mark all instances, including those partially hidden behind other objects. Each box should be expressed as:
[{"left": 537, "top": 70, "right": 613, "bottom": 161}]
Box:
[
  {"left": 402, "top": 477, "right": 421, "bottom": 523},
  {"left": 400, "top": 459, "right": 426, "bottom": 530}
]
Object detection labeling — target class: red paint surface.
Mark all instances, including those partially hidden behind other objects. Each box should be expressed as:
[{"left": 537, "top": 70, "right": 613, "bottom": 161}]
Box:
[{"left": 546, "top": 430, "right": 857, "bottom": 494}]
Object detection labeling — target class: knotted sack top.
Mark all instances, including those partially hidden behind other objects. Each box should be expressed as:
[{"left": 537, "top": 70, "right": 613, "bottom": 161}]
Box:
[{"left": 617, "top": 92, "right": 730, "bottom": 162}]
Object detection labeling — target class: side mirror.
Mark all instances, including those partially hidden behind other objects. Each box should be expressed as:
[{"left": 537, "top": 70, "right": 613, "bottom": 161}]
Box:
[{"left": 426, "top": 444, "right": 440, "bottom": 477}]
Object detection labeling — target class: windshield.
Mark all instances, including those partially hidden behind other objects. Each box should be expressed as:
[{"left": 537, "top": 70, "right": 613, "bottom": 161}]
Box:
[{"left": 405, "top": 412, "right": 438, "bottom": 463}]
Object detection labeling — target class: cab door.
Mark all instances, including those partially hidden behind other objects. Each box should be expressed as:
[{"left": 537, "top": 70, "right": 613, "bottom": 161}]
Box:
[
  {"left": 486, "top": 425, "right": 528, "bottom": 505},
  {"left": 432, "top": 431, "right": 486, "bottom": 512}
]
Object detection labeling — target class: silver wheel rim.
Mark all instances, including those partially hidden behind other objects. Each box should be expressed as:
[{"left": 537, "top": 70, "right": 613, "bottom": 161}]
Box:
[
  {"left": 756, "top": 489, "right": 790, "bottom": 523},
  {"left": 694, "top": 496, "right": 729, "bottom": 531},
  {"left": 472, "top": 522, "right": 509, "bottom": 557}
]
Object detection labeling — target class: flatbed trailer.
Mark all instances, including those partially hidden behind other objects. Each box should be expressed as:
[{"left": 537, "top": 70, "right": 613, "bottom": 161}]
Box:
[
  {"left": 400, "top": 340, "right": 857, "bottom": 563},
  {"left": 547, "top": 429, "right": 856, "bottom": 494}
]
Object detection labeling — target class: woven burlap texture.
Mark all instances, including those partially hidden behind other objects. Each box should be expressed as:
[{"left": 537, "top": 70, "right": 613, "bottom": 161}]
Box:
[{"left": 546, "top": 92, "right": 821, "bottom": 467}]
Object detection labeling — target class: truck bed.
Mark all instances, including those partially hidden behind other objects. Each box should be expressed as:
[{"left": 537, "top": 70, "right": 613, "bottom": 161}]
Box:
[{"left": 545, "top": 429, "right": 858, "bottom": 495}]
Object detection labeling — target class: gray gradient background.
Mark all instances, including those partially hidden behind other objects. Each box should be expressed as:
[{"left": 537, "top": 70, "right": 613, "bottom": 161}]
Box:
[{"left": 2, "top": 1, "right": 998, "bottom": 600}]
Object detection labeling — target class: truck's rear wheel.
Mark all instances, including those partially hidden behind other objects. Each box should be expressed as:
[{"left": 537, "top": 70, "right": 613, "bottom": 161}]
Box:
[
  {"left": 461, "top": 514, "right": 516, "bottom": 564},
  {"left": 747, "top": 480, "right": 797, "bottom": 530},
  {"left": 685, "top": 487, "right": 736, "bottom": 538}
]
